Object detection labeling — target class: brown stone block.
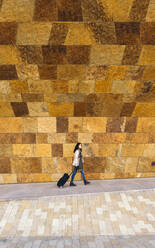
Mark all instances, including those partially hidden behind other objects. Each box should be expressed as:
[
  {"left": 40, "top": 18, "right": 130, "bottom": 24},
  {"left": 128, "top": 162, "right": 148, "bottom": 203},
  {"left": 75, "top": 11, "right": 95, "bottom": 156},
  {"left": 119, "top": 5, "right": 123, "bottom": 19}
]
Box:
[
  {"left": 42, "top": 157, "right": 57, "bottom": 173},
  {"left": 111, "top": 80, "right": 136, "bottom": 94},
  {"left": 38, "top": 65, "right": 57, "bottom": 80},
  {"left": 86, "top": 65, "right": 108, "bottom": 80},
  {"left": 5, "top": 93, "right": 22, "bottom": 102},
  {"left": 78, "top": 80, "right": 95, "bottom": 93},
  {"left": 137, "top": 117, "right": 155, "bottom": 132},
  {"left": 56, "top": 117, "right": 68, "bottom": 133},
  {"left": 115, "top": 22, "right": 140, "bottom": 44},
  {"left": 22, "top": 133, "right": 36, "bottom": 144},
  {"left": 106, "top": 117, "right": 125, "bottom": 132},
  {"left": 74, "top": 102, "right": 86, "bottom": 117},
  {"left": 82, "top": 144, "right": 99, "bottom": 157},
  {"left": 142, "top": 66, "right": 155, "bottom": 80},
  {"left": 21, "top": 93, "right": 44, "bottom": 102},
  {"left": 44, "top": 93, "right": 57, "bottom": 103},
  {"left": 57, "top": 157, "right": 72, "bottom": 173},
  {"left": 63, "top": 143, "right": 75, "bottom": 157},
  {"left": 49, "top": 23, "right": 68, "bottom": 45},
  {"left": 92, "top": 133, "right": 126, "bottom": 143},
  {"left": 0, "top": 158, "right": 11, "bottom": 173},
  {"left": 33, "top": 0, "right": 58, "bottom": 21},
  {"left": 143, "top": 144, "right": 155, "bottom": 158},
  {"left": 83, "top": 117, "right": 107, "bottom": 132},
  {"left": 0, "top": 102, "right": 14, "bottom": 117},
  {"left": 78, "top": 133, "right": 92, "bottom": 143},
  {"left": 38, "top": 117, "right": 56, "bottom": 133},
  {"left": 126, "top": 133, "right": 148, "bottom": 143},
  {"left": 137, "top": 157, "right": 155, "bottom": 172},
  {"left": 121, "top": 144, "right": 145, "bottom": 156},
  {"left": 68, "top": 117, "right": 83, "bottom": 132},
  {"left": 125, "top": 117, "right": 138, "bottom": 132},
  {"left": 129, "top": 0, "right": 150, "bottom": 21},
  {"left": 106, "top": 66, "right": 126, "bottom": 80},
  {"left": 57, "top": 93, "right": 85, "bottom": 103},
  {"left": 138, "top": 45, "right": 155, "bottom": 65},
  {"left": 134, "top": 81, "right": 155, "bottom": 102},
  {"left": 58, "top": 0, "right": 83, "bottom": 21},
  {"left": 122, "top": 44, "right": 142, "bottom": 65},
  {"left": 66, "top": 45, "right": 90, "bottom": 64},
  {"left": 34, "top": 144, "right": 51, "bottom": 157},
  {"left": 36, "top": 133, "right": 48, "bottom": 144},
  {"left": 66, "top": 132, "right": 78, "bottom": 143},
  {"left": 0, "top": 144, "right": 12, "bottom": 156},
  {"left": 18, "top": 46, "right": 43, "bottom": 64},
  {"left": 13, "top": 144, "right": 34, "bottom": 157},
  {"left": 0, "top": 133, "right": 22, "bottom": 144},
  {"left": 141, "top": 22, "right": 155, "bottom": 44},
  {"left": 23, "top": 117, "right": 37, "bottom": 133},
  {"left": 57, "top": 65, "right": 86, "bottom": 80},
  {"left": 125, "top": 66, "right": 144, "bottom": 80},
  {"left": 10, "top": 80, "right": 28, "bottom": 93},
  {"left": 0, "top": 117, "right": 23, "bottom": 133},
  {"left": 84, "top": 157, "right": 106, "bottom": 173},
  {"left": 11, "top": 102, "right": 29, "bottom": 117},
  {"left": 52, "top": 144, "right": 63, "bottom": 157},
  {"left": 0, "top": 23, "right": 17, "bottom": 44},
  {"left": 28, "top": 102, "right": 49, "bottom": 116},
  {"left": 11, "top": 158, "right": 42, "bottom": 173},
  {"left": 120, "top": 102, "right": 136, "bottom": 117},
  {"left": 48, "top": 102, "right": 74, "bottom": 116},
  {"left": 132, "top": 103, "right": 155, "bottom": 116},
  {"left": 42, "top": 46, "right": 67, "bottom": 64},
  {"left": 52, "top": 80, "right": 69, "bottom": 93},
  {"left": 28, "top": 80, "right": 53, "bottom": 94},
  {"left": 48, "top": 133, "right": 66, "bottom": 144},
  {"left": 148, "top": 132, "right": 155, "bottom": 143},
  {"left": 0, "top": 65, "right": 18, "bottom": 80},
  {"left": 98, "top": 144, "right": 120, "bottom": 156}
]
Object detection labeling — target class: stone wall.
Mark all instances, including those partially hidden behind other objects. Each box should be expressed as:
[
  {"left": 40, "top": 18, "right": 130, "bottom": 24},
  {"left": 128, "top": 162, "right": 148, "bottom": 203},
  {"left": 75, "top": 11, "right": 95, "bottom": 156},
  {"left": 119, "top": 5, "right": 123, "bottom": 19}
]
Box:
[{"left": 0, "top": 0, "right": 155, "bottom": 183}]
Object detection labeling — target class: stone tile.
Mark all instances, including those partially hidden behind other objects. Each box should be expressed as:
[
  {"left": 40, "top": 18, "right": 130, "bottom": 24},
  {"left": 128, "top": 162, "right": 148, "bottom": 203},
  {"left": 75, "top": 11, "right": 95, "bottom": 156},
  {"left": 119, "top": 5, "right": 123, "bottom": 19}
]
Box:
[
  {"left": 34, "top": 144, "right": 51, "bottom": 157},
  {"left": 0, "top": 22, "right": 17, "bottom": 44},
  {"left": 0, "top": 65, "right": 18, "bottom": 80},
  {"left": 36, "top": 133, "right": 48, "bottom": 144},
  {"left": 23, "top": 117, "right": 37, "bottom": 133},
  {"left": 38, "top": 65, "right": 57, "bottom": 80},
  {"left": 86, "top": 65, "right": 108, "bottom": 80},
  {"left": 115, "top": 22, "right": 140, "bottom": 44},
  {"left": 10, "top": 80, "right": 28, "bottom": 93},
  {"left": 63, "top": 143, "right": 75, "bottom": 157},
  {"left": 134, "top": 81, "right": 155, "bottom": 102},
  {"left": 90, "top": 45, "right": 125, "bottom": 65},
  {"left": 22, "top": 133, "right": 36, "bottom": 144},
  {"left": 0, "top": 117, "right": 23, "bottom": 133},
  {"left": 83, "top": 143, "right": 99, "bottom": 156},
  {"left": 0, "top": 158, "right": 11, "bottom": 173},
  {"left": 11, "top": 158, "right": 42, "bottom": 173},
  {"left": 42, "top": 157, "right": 57, "bottom": 173},
  {"left": 13, "top": 144, "right": 34, "bottom": 157},
  {"left": 78, "top": 80, "right": 95, "bottom": 93},
  {"left": 0, "top": 133, "right": 22, "bottom": 144},
  {"left": 129, "top": 0, "right": 150, "bottom": 21},
  {"left": 66, "top": 45, "right": 90, "bottom": 64},
  {"left": 146, "top": 0, "right": 155, "bottom": 21},
  {"left": 52, "top": 80, "right": 69, "bottom": 93},
  {"left": 120, "top": 102, "right": 136, "bottom": 117},
  {"left": 66, "top": 133, "right": 78, "bottom": 143},
  {"left": 0, "top": 174, "right": 17, "bottom": 183},
  {"left": 138, "top": 45, "right": 155, "bottom": 65},
  {"left": 57, "top": 65, "right": 86, "bottom": 80},
  {"left": 121, "top": 144, "right": 145, "bottom": 156},
  {"left": 132, "top": 103, "right": 155, "bottom": 116},
  {"left": 137, "top": 117, "right": 155, "bottom": 132},
  {"left": 94, "top": 80, "right": 112, "bottom": 93},
  {"left": 74, "top": 102, "right": 86, "bottom": 117},
  {"left": 28, "top": 80, "right": 53, "bottom": 94},
  {"left": 21, "top": 93, "right": 44, "bottom": 102},
  {"left": 98, "top": 144, "right": 120, "bottom": 156},
  {"left": 148, "top": 132, "right": 155, "bottom": 143},
  {"left": 125, "top": 117, "right": 138, "bottom": 132},
  {"left": 111, "top": 80, "right": 136, "bottom": 94},
  {"left": 83, "top": 117, "right": 107, "bottom": 132},
  {"left": 38, "top": 117, "right": 56, "bottom": 133},
  {"left": 143, "top": 144, "right": 155, "bottom": 158},
  {"left": 48, "top": 102, "right": 74, "bottom": 116},
  {"left": 42, "top": 45, "right": 67, "bottom": 64},
  {"left": 0, "top": 80, "right": 11, "bottom": 94},
  {"left": 122, "top": 44, "right": 142, "bottom": 65},
  {"left": 106, "top": 117, "right": 125, "bottom": 132},
  {"left": 142, "top": 66, "right": 155, "bottom": 80},
  {"left": 87, "top": 22, "right": 116, "bottom": 44},
  {"left": 0, "top": 45, "right": 22, "bottom": 64},
  {"left": 33, "top": 0, "right": 58, "bottom": 21},
  {"left": 137, "top": 157, "right": 155, "bottom": 172},
  {"left": 49, "top": 23, "right": 69, "bottom": 45},
  {"left": 18, "top": 45, "right": 43, "bottom": 64},
  {"left": 78, "top": 133, "right": 93, "bottom": 143},
  {"left": 57, "top": 0, "right": 83, "bottom": 21},
  {"left": 57, "top": 93, "right": 85, "bottom": 103},
  {"left": 84, "top": 157, "right": 106, "bottom": 173},
  {"left": 126, "top": 133, "right": 148, "bottom": 143},
  {"left": 125, "top": 66, "right": 144, "bottom": 80},
  {"left": 56, "top": 117, "right": 68, "bottom": 133},
  {"left": 28, "top": 102, "right": 49, "bottom": 116},
  {"left": 141, "top": 22, "right": 155, "bottom": 45},
  {"left": 92, "top": 133, "right": 126, "bottom": 143},
  {"left": 68, "top": 117, "right": 83, "bottom": 132},
  {"left": 48, "top": 133, "right": 66, "bottom": 144},
  {"left": 16, "top": 64, "right": 39, "bottom": 80},
  {"left": 11, "top": 102, "right": 29, "bottom": 117},
  {"left": 17, "top": 23, "right": 52, "bottom": 45},
  {"left": 105, "top": 157, "right": 138, "bottom": 174},
  {"left": 52, "top": 144, "right": 63, "bottom": 157},
  {"left": 106, "top": 65, "right": 126, "bottom": 80}
]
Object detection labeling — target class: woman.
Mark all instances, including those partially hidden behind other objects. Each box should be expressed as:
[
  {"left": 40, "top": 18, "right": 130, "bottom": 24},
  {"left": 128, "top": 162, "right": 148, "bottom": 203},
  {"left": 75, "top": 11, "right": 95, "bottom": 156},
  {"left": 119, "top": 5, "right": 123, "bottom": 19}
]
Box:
[{"left": 70, "top": 143, "right": 90, "bottom": 186}]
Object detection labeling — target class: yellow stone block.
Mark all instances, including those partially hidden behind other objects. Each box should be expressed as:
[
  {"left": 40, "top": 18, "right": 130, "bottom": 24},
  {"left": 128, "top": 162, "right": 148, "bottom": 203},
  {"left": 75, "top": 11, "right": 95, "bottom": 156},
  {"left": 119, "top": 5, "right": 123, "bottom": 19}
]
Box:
[
  {"left": 57, "top": 157, "right": 72, "bottom": 173},
  {"left": 124, "top": 157, "right": 138, "bottom": 173},
  {"left": 13, "top": 144, "right": 34, "bottom": 157},
  {"left": 69, "top": 117, "right": 83, "bottom": 132},
  {"left": 0, "top": 45, "right": 22, "bottom": 64},
  {"left": 94, "top": 80, "right": 112, "bottom": 93},
  {"left": 0, "top": 144, "right": 12, "bottom": 156},
  {"left": 34, "top": 144, "right": 51, "bottom": 157},
  {"left": 44, "top": 93, "right": 57, "bottom": 102},
  {"left": 132, "top": 103, "right": 155, "bottom": 117},
  {"left": 138, "top": 46, "right": 155, "bottom": 65},
  {"left": 78, "top": 133, "right": 92, "bottom": 143},
  {"left": 48, "top": 102, "right": 74, "bottom": 116},
  {"left": 100, "top": 0, "right": 134, "bottom": 21},
  {"left": 57, "top": 65, "right": 86, "bottom": 80},
  {"left": 0, "top": 0, "right": 35, "bottom": 22},
  {"left": 106, "top": 66, "right": 126, "bottom": 80},
  {"left": 63, "top": 143, "right": 75, "bottom": 157},
  {"left": 48, "top": 133, "right": 66, "bottom": 143},
  {"left": 142, "top": 66, "right": 155, "bottom": 80},
  {"left": 0, "top": 117, "right": 23, "bottom": 132},
  {"left": 5, "top": 93, "right": 22, "bottom": 102},
  {"left": 0, "top": 102, "right": 14, "bottom": 116},
  {"left": 111, "top": 80, "right": 136, "bottom": 94},
  {"left": 10, "top": 80, "right": 28, "bottom": 93},
  {"left": 42, "top": 157, "right": 57, "bottom": 173},
  {"left": 23, "top": 117, "right": 37, "bottom": 133},
  {"left": 146, "top": 0, "right": 155, "bottom": 21},
  {"left": 65, "top": 23, "right": 96, "bottom": 45},
  {"left": 0, "top": 81, "right": 11, "bottom": 94},
  {"left": 143, "top": 144, "right": 155, "bottom": 158},
  {"left": 17, "top": 23, "right": 52, "bottom": 45},
  {"left": 79, "top": 80, "right": 95, "bottom": 93},
  {"left": 83, "top": 117, "right": 107, "bottom": 132},
  {"left": 52, "top": 80, "right": 69, "bottom": 93},
  {"left": 136, "top": 117, "right": 155, "bottom": 132},
  {"left": 16, "top": 65, "right": 39, "bottom": 80},
  {"left": 121, "top": 144, "right": 145, "bottom": 156},
  {"left": 0, "top": 174, "right": 17, "bottom": 184},
  {"left": 68, "top": 80, "right": 79, "bottom": 93},
  {"left": 28, "top": 80, "right": 53, "bottom": 93},
  {"left": 98, "top": 144, "right": 120, "bottom": 156},
  {"left": 38, "top": 117, "right": 56, "bottom": 133},
  {"left": 27, "top": 102, "right": 49, "bottom": 116},
  {"left": 83, "top": 144, "right": 99, "bottom": 157},
  {"left": 90, "top": 45, "right": 125, "bottom": 65},
  {"left": 105, "top": 157, "right": 138, "bottom": 174},
  {"left": 32, "top": 174, "right": 52, "bottom": 182}
]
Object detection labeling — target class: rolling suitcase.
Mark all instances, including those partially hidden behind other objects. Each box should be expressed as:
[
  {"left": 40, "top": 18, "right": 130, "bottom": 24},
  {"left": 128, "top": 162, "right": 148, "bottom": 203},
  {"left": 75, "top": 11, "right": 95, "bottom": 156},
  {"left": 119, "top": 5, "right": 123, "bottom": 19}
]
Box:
[{"left": 57, "top": 172, "right": 73, "bottom": 188}]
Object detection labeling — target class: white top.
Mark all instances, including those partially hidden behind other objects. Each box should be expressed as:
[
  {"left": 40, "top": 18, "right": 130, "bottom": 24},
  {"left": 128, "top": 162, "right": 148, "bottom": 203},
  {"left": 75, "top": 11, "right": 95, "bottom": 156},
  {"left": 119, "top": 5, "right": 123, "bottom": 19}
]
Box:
[{"left": 72, "top": 149, "right": 84, "bottom": 166}]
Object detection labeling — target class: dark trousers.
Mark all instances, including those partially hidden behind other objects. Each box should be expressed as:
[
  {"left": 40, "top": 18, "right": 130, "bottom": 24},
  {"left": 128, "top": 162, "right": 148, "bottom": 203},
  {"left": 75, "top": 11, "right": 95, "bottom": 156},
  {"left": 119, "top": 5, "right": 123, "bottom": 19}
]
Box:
[{"left": 70, "top": 166, "right": 86, "bottom": 183}]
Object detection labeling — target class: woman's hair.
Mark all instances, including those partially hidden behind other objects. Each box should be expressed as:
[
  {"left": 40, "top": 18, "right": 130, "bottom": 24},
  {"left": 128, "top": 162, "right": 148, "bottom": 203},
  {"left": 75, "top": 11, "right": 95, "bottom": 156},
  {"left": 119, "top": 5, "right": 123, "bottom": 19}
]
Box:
[{"left": 73, "top": 142, "right": 82, "bottom": 153}]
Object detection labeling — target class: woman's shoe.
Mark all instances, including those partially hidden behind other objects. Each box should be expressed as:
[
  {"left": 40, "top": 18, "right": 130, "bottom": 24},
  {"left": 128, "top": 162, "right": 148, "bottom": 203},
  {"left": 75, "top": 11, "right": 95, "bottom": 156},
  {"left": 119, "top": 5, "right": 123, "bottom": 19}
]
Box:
[
  {"left": 84, "top": 181, "right": 90, "bottom": 185},
  {"left": 70, "top": 182, "right": 76, "bottom": 186}
]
